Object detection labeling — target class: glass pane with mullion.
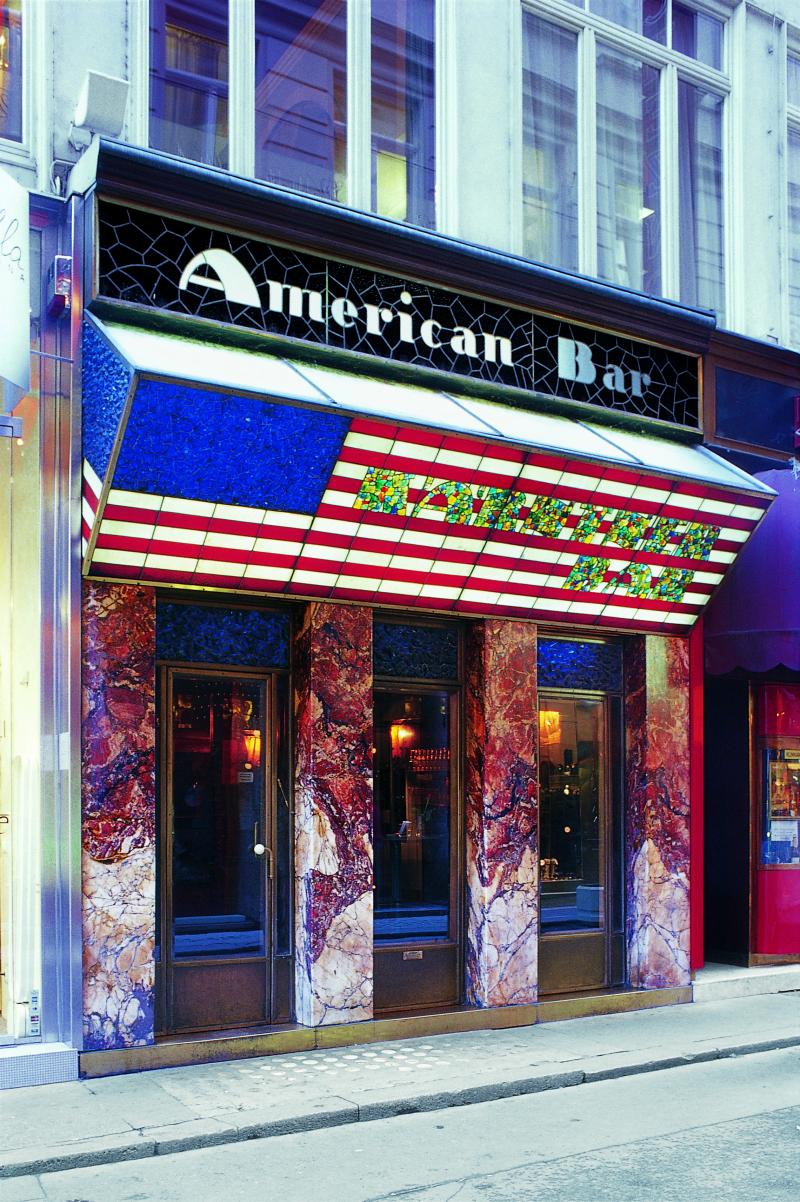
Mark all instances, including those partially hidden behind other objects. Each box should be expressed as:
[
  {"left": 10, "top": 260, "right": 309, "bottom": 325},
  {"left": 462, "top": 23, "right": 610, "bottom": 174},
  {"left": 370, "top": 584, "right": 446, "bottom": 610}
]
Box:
[
  {"left": 678, "top": 81, "right": 724, "bottom": 317},
  {"left": 150, "top": 0, "right": 229, "bottom": 168},
  {"left": 374, "top": 691, "right": 452, "bottom": 943},
  {"left": 539, "top": 697, "right": 605, "bottom": 935},
  {"left": 0, "top": 0, "right": 23, "bottom": 142},
  {"left": 788, "top": 129, "right": 800, "bottom": 347},
  {"left": 171, "top": 675, "right": 267, "bottom": 959},
  {"left": 254, "top": 0, "right": 347, "bottom": 203},
  {"left": 371, "top": 0, "right": 436, "bottom": 228},
  {"left": 522, "top": 13, "right": 579, "bottom": 272},
  {"left": 590, "top": 0, "right": 667, "bottom": 44},
  {"left": 597, "top": 47, "right": 661, "bottom": 294},
  {"left": 672, "top": 3, "right": 722, "bottom": 71},
  {"left": 789, "top": 55, "right": 800, "bottom": 110}
]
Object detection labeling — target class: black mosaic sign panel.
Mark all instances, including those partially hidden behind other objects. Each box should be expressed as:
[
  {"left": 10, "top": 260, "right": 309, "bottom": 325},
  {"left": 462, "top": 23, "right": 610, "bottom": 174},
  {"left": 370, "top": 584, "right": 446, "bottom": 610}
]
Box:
[{"left": 96, "top": 201, "right": 699, "bottom": 428}]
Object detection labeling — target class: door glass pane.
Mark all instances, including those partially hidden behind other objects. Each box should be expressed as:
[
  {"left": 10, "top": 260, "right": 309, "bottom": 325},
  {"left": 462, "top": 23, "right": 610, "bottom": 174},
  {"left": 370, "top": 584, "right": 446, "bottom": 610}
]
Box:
[
  {"left": 371, "top": 0, "right": 436, "bottom": 228},
  {"left": 678, "top": 82, "right": 724, "bottom": 317},
  {"left": 597, "top": 47, "right": 660, "bottom": 293},
  {"left": 171, "top": 676, "right": 267, "bottom": 958},
  {"left": 522, "top": 13, "right": 579, "bottom": 271},
  {"left": 374, "top": 691, "right": 451, "bottom": 942},
  {"left": 539, "top": 697, "right": 604, "bottom": 933},
  {"left": 255, "top": 0, "right": 347, "bottom": 202},
  {"left": 150, "top": 0, "right": 229, "bottom": 168}
]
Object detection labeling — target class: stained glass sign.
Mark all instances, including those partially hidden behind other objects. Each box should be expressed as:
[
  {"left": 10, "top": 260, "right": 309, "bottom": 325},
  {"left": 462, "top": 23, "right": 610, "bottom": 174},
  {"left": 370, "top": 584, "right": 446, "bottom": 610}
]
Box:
[{"left": 95, "top": 200, "right": 700, "bottom": 429}]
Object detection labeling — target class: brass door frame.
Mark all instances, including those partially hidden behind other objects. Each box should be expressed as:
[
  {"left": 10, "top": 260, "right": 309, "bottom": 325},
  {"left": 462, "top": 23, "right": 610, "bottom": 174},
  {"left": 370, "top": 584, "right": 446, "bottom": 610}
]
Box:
[
  {"left": 157, "top": 665, "right": 277, "bottom": 1035},
  {"left": 537, "top": 687, "right": 616, "bottom": 994},
  {"left": 372, "top": 680, "right": 464, "bottom": 1013}
]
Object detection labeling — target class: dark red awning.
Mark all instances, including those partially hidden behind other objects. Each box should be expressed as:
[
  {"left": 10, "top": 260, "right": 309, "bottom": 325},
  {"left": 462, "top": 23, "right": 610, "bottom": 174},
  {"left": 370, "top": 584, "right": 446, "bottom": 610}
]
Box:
[{"left": 705, "top": 468, "right": 800, "bottom": 673}]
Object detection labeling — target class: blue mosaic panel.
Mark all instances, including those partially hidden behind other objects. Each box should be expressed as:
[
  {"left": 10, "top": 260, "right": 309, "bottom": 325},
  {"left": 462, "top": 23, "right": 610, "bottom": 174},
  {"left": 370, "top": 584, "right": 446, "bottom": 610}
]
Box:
[
  {"left": 157, "top": 602, "right": 290, "bottom": 668},
  {"left": 374, "top": 621, "right": 459, "bottom": 680},
  {"left": 113, "top": 378, "right": 350, "bottom": 512},
  {"left": 537, "top": 639, "right": 623, "bottom": 693},
  {"left": 82, "top": 321, "right": 132, "bottom": 478}
]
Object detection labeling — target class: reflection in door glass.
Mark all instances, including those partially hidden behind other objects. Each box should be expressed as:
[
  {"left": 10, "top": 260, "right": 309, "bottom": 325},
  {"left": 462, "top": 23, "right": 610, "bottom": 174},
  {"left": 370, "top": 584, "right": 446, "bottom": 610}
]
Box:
[
  {"left": 374, "top": 692, "right": 451, "bottom": 942},
  {"left": 539, "top": 697, "right": 604, "bottom": 933},
  {"left": 171, "top": 677, "right": 266, "bottom": 958}
]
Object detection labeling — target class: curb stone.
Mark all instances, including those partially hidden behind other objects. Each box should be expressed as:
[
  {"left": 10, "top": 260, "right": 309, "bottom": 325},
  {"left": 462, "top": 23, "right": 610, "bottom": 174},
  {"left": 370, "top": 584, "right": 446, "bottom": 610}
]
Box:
[{"left": 3, "top": 1034, "right": 800, "bottom": 1180}]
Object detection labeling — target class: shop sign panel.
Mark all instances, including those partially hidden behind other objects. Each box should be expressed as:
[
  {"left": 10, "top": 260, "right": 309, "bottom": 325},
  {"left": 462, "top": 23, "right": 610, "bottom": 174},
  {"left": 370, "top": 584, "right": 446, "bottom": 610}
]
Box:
[
  {"left": 95, "top": 201, "right": 699, "bottom": 430},
  {"left": 81, "top": 373, "right": 767, "bottom": 636}
]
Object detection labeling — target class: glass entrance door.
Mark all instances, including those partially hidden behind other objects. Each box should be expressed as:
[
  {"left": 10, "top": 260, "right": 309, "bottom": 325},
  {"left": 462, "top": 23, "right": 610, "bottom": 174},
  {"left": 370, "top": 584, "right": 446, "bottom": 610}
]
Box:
[
  {"left": 538, "top": 693, "right": 611, "bottom": 993},
  {"left": 373, "top": 688, "right": 461, "bottom": 1011},
  {"left": 158, "top": 669, "right": 273, "bottom": 1033}
]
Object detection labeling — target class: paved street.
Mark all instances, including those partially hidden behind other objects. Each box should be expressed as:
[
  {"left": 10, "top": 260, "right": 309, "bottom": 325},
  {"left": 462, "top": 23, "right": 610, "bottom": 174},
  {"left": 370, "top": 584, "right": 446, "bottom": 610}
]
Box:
[{"left": 2, "top": 1047, "right": 798, "bottom": 1202}]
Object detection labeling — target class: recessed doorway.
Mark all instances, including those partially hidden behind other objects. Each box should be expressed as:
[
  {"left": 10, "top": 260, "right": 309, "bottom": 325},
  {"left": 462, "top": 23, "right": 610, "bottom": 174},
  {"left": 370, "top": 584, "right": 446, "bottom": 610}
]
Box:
[
  {"left": 157, "top": 668, "right": 277, "bottom": 1034},
  {"left": 538, "top": 690, "right": 622, "bottom": 993}
]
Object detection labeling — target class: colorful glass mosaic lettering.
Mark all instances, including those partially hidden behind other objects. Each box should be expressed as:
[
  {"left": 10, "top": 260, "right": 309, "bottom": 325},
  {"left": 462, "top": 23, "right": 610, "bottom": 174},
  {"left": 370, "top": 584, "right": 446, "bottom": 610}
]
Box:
[
  {"left": 520, "top": 495, "right": 572, "bottom": 538},
  {"left": 413, "top": 477, "right": 475, "bottom": 524},
  {"left": 354, "top": 468, "right": 412, "bottom": 514},
  {"left": 573, "top": 506, "right": 610, "bottom": 543}
]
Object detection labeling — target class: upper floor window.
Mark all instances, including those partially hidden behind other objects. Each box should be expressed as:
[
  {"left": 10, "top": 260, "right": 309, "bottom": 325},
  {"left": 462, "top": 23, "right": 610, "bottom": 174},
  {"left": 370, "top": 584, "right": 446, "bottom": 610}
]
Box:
[
  {"left": 0, "top": 0, "right": 22, "bottom": 143},
  {"left": 787, "top": 51, "right": 800, "bottom": 347},
  {"left": 150, "top": 0, "right": 436, "bottom": 229},
  {"left": 522, "top": 1, "right": 727, "bottom": 318}
]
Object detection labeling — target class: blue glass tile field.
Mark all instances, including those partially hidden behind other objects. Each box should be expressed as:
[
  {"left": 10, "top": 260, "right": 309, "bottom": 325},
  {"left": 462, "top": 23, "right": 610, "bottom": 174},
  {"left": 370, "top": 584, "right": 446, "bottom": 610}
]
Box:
[
  {"left": 113, "top": 378, "right": 350, "bottom": 512},
  {"left": 537, "top": 639, "right": 623, "bottom": 692},
  {"left": 374, "top": 621, "right": 459, "bottom": 680},
  {"left": 157, "top": 602, "right": 290, "bottom": 668},
  {"left": 82, "top": 322, "right": 133, "bottom": 478}
]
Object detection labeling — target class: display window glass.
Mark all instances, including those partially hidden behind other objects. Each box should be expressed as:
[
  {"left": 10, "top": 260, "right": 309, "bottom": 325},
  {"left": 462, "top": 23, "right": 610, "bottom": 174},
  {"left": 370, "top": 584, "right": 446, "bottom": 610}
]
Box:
[
  {"left": 373, "top": 689, "right": 455, "bottom": 943},
  {"left": 755, "top": 685, "right": 800, "bottom": 868}
]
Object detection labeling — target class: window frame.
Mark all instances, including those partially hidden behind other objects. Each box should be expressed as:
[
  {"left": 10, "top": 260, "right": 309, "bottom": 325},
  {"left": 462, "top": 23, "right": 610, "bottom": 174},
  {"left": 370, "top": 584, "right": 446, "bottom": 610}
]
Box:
[
  {"left": 518, "top": 0, "right": 731, "bottom": 316},
  {"left": 785, "top": 34, "right": 800, "bottom": 349},
  {"left": 134, "top": 0, "right": 442, "bottom": 231},
  {"left": 0, "top": 0, "right": 37, "bottom": 170}
]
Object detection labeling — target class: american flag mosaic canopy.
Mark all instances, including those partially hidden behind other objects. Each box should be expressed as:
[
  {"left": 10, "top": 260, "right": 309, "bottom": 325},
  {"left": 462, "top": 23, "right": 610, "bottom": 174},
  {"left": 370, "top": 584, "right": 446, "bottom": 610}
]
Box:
[{"left": 81, "top": 321, "right": 774, "bottom": 636}]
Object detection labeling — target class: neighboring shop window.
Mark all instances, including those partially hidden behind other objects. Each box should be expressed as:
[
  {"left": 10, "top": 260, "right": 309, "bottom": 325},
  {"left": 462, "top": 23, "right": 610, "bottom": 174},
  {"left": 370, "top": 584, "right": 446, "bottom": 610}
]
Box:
[
  {"left": 755, "top": 685, "right": 800, "bottom": 868},
  {"left": 788, "top": 52, "right": 800, "bottom": 347},
  {"left": 0, "top": 0, "right": 22, "bottom": 143},
  {"left": 522, "top": 1, "right": 727, "bottom": 317},
  {"left": 150, "top": 0, "right": 229, "bottom": 168}
]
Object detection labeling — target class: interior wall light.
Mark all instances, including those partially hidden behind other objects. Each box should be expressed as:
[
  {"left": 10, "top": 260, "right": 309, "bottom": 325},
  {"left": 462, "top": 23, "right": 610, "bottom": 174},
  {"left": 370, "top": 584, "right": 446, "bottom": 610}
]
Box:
[{"left": 539, "top": 710, "right": 562, "bottom": 747}]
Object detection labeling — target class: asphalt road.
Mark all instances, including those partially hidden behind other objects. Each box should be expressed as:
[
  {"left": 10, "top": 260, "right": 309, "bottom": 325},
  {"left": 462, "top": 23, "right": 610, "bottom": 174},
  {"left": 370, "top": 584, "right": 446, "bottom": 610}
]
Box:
[{"left": 3, "top": 1047, "right": 799, "bottom": 1202}]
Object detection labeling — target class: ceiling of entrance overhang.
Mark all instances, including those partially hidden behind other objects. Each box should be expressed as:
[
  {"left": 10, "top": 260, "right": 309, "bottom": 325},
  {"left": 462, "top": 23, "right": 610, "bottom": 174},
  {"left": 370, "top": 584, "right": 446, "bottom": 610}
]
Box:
[{"left": 80, "top": 318, "right": 775, "bottom": 636}]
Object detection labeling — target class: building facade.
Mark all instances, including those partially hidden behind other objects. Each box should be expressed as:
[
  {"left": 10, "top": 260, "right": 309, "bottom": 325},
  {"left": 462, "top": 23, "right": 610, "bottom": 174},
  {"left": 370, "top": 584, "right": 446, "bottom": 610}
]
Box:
[{"left": 1, "top": 0, "right": 798, "bottom": 1086}]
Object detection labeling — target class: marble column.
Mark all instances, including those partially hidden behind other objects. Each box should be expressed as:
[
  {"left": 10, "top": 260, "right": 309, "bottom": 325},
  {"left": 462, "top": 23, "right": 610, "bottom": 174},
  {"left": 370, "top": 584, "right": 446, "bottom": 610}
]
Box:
[
  {"left": 294, "top": 604, "right": 373, "bottom": 1025},
  {"left": 82, "top": 582, "right": 156, "bottom": 1050},
  {"left": 465, "top": 620, "right": 539, "bottom": 1007},
  {"left": 624, "top": 635, "right": 691, "bottom": 989}
]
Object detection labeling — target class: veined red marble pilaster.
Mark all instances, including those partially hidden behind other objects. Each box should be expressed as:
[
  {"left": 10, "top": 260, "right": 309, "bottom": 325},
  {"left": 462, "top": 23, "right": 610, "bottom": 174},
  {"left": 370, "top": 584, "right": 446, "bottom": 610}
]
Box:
[
  {"left": 294, "top": 604, "right": 373, "bottom": 1025},
  {"left": 465, "top": 620, "right": 539, "bottom": 1007},
  {"left": 82, "top": 582, "right": 156, "bottom": 1050},
  {"left": 624, "top": 635, "right": 691, "bottom": 989}
]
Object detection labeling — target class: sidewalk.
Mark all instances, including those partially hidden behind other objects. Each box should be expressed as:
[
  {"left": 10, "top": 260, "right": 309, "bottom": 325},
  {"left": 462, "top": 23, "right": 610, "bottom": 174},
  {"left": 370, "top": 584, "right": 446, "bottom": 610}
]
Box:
[{"left": 2, "top": 990, "right": 800, "bottom": 1181}]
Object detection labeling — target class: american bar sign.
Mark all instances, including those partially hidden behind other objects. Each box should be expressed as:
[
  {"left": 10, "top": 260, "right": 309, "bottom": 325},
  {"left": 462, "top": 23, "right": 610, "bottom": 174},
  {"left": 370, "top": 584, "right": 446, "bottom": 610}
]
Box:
[{"left": 96, "top": 201, "right": 700, "bottom": 430}]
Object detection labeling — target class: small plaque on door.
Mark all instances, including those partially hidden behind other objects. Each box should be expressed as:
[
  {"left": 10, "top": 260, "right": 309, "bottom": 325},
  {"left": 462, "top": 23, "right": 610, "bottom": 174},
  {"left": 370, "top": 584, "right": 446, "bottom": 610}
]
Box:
[
  {"left": 403, "top": 949, "right": 423, "bottom": 960},
  {"left": 237, "top": 771, "right": 254, "bottom": 783}
]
